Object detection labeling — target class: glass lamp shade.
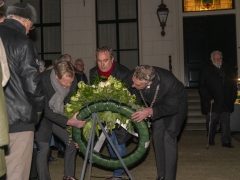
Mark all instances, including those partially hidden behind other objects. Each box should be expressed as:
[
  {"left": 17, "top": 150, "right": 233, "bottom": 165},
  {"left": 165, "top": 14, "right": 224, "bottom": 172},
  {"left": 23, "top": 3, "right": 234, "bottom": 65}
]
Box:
[{"left": 156, "top": 1, "right": 169, "bottom": 36}]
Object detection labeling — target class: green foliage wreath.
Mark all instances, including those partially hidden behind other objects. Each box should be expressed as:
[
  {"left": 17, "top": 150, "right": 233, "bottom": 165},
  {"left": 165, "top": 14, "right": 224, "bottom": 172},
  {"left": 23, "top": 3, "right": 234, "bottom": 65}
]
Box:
[
  {"left": 64, "top": 76, "right": 142, "bottom": 140},
  {"left": 63, "top": 76, "right": 150, "bottom": 168}
]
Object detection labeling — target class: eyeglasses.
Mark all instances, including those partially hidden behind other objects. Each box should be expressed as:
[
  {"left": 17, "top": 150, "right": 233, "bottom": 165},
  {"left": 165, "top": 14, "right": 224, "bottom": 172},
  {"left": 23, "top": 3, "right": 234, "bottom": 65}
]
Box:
[
  {"left": 27, "top": 19, "right": 35, "bottom": 30},
  {"left": 30, "top": 25, "right": 35, "bottom": 30}
]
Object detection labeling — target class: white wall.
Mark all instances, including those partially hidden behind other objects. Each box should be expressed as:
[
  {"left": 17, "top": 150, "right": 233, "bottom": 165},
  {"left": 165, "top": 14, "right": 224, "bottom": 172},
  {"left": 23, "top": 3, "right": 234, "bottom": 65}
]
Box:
[
  {"left": 139, "top": 1, "right": 173, "bottom": 69},
  {"left": 138, "top": 0, "right": 185, "bottom": 82},
  {"left": 62, "top": 0, "right": 96, "bottom": 79}
]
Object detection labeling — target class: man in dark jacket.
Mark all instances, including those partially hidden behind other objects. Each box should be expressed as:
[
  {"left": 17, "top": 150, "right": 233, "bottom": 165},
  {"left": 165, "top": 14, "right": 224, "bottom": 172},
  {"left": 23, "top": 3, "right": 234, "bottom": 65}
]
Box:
[
  {"left": 90, "top": 46, "right": 131, "bottom": 180},
  {"left": 0, "top": 2, "right": 44, "bottom": 179},
  {"left": 35, "top": 60, "right": 85, "bottom": 180},
  {"left": 128, "top": 65, "right": 187, "bottom": 180},
  {"left": 74, "top": 58, "right": 88, "bottom": 84},
  {"left": 199, "top": 51, "right": 237, "bottom": 148}
]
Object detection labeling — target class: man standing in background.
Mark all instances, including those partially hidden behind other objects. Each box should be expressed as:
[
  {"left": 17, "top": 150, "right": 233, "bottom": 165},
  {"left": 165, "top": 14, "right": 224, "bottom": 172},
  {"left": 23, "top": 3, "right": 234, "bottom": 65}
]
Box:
[
  {"left": 199, "top": 51, "right": 237, "bottom": 148},
  {"left": 0, "top": 2, "right": 45, "bottom": 179},
  {"left": 74, "top": 58, "right": 88, "bottom": 84}
]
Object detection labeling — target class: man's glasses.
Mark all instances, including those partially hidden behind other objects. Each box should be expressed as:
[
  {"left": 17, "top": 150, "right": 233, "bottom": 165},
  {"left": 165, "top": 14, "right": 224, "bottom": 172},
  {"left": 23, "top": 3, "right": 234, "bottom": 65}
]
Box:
[{"left": 30, "top": 25, "right": 35, "bottom": 30}]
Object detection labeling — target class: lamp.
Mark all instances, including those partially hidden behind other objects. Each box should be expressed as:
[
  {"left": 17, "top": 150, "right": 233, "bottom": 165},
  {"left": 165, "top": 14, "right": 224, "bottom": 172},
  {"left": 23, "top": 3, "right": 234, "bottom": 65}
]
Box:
[{"left": 156, "top": 0, "right": 169, "bottom": 37}]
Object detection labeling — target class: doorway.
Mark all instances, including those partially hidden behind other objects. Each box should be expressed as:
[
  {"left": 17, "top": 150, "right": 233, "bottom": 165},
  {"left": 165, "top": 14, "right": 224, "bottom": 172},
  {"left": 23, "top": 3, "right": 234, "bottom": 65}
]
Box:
[{"left": 183, "top": 14, "right": 237, "bottom": 88}]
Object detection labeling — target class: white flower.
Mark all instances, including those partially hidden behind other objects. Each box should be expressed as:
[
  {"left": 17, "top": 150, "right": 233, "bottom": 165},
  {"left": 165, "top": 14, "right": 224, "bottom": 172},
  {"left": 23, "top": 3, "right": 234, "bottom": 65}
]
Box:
[
  {"left": 78, "top": 81, "right": 87, "bottom": 89},
  {"left": 71, "top": 96, "right": 79, "bottom": 101},
  {"left": 98, "top": 82, "right": 105, "bottom": 88},
  {"left": 105, "top": 81, "right": 111, "bottom": 86}
]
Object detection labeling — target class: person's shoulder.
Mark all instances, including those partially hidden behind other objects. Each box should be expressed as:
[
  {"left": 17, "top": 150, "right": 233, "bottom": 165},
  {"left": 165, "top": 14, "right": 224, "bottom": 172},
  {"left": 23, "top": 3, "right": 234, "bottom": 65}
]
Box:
[
  {"left": 154, "top": 66, "right": 167, "bottom": 71},
  {"left": 154, "top": 66, "right": 172, "bottom": 76},
  {"left": 89, "top": 66, "right": 98, "bottom": 75},
  {"left": 41, "top": 69, "right": 51, "bottom": 78},
  {"left": 115, "top": 62, "right": 130, "bottom": 72},
  {"left": 222, "top": 62, "right": 233, "bottom": 71},
  {"left": 90, "top": 66, "right": 97, "bottom": 71}
]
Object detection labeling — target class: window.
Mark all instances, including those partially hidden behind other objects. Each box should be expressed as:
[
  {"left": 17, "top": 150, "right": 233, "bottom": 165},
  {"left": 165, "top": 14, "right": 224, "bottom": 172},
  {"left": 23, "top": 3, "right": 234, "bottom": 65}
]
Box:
[
  {"left": 21, "top": 0, "right": 61, "bottom": 66},
  {"left": 96, "top": 0, "right": 139, "bottom": 70},
  {"left": 183, "top": 0, "right": 234, "bottom": 12}
]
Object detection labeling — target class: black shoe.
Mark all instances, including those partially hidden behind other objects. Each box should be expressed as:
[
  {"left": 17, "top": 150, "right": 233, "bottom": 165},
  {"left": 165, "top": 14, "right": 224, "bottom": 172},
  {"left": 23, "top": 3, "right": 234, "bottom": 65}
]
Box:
[
  {"left": 63, "top": 176, "right": 78, "bottom": 180},
  {"left": 222, "top": 143, "right": 234, "bottom": 148},
  {"left": 49, "top": 156, "right": 57, "bottom": 162},
  {"left": 57, "top": 150, "right": 65, "bottom": 158},
  {"left": 156, "top": 177, "right": 164, "bottom": 180},
  {"left": 105, "top": 177, "right": 121, "bottom": 180},
  {"left": 29, "top": 178, "right": 38, "bottom": 180},
  {"left": 209, "top": 141, "right": 215, "bottom": 146}
]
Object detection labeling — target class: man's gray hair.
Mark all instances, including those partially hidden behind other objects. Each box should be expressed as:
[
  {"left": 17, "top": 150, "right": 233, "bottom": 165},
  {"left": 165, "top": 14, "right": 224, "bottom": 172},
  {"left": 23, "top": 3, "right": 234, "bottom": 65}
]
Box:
[
  {"left": 210, "top": 51, "right": 223, "bottom": 61},
  {"left": 96, "top": 46, "right": 114, "bottom": 59},
  {"left": 133, "top": 65, "right": 155, "bottom": 83}
]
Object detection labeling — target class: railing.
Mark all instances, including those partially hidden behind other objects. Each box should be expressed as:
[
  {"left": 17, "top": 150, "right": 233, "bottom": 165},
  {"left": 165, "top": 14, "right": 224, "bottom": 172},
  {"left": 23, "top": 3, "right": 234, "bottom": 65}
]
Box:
[{"left": 169, "top": 55, "right": 172, "bottom": 73}]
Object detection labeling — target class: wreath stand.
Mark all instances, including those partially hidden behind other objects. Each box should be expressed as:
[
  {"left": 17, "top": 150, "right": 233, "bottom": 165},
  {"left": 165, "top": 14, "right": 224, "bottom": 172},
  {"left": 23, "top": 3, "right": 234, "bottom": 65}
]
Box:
[{"left": 80, "top": 112, "right": 134, "bottom": 180}]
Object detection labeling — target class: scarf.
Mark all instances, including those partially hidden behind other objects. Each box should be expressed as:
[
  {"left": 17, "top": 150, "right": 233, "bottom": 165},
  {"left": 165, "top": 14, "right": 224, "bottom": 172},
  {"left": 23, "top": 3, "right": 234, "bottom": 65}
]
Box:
[
  {"left": 49, "top": 69, "right": 70, "bottom": 114},
  {"left": 98, "top": 61, "right": 114, "bottom": 80}
]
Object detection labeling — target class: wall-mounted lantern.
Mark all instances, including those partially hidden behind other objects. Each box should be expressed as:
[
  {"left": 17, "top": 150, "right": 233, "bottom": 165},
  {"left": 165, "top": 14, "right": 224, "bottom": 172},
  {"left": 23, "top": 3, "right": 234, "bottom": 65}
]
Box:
[{"left": 156, "top": 0, "right": 169, "bottom": 37}]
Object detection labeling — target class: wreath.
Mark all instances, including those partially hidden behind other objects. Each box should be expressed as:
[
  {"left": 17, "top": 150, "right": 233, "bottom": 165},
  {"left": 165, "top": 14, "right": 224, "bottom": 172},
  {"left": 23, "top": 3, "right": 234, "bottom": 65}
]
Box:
[{"left": 64, "top": 76, "right": 150, "bottom": 169}]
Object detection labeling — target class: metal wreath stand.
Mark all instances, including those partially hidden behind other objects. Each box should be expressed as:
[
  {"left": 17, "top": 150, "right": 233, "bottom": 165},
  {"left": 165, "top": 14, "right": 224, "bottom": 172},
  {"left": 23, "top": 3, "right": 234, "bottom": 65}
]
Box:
[{"left": 72, "top": 100, "right": 150, "bottom": 180}]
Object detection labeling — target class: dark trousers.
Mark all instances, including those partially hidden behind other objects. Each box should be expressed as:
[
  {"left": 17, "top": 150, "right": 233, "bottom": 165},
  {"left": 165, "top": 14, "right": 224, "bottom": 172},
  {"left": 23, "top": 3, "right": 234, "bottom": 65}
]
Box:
[
  {"left": 29, "top": 148, "right": 38, "bottom": 178},
  {"left": 206, "top": 111, "right": 231, "bottom": 144},
  {"left": 36, "top": 124, "right": 77, "bottom": 180},
  {"left": 152, "top": 118, "right": 177, "bottom": 180}
]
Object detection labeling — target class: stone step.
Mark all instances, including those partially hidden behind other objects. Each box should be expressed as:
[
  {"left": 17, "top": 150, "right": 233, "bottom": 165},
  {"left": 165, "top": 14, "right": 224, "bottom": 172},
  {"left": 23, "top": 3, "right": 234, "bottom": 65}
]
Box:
[
  {"left": 186, "top": 116, "right": 206, "bottom": 123},
  {"left": 183, "top": 123, "right": 206, "bottom": 131},
  {"left": 188, "top": 96, "right": 201, "bottom": 102},
  {"left": 187, "top": 109, "right": 204, "bottom": 116},
  {"left": 185, "top": 89, "right": 205, "bottom": 131},
  {"left": 188, "top": 102, "right": 201, "bottom": 109},
  {"left": 187, "top": 92, "right": 200, "bottom": 97}
]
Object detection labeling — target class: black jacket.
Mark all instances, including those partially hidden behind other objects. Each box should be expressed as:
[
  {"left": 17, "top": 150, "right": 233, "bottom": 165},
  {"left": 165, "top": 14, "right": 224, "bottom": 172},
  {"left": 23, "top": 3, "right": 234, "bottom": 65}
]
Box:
[
  {"left": 89, "top": 62, "right": 129, "bottom": 84},
  {"left": 199, "top": 62, "right": 237, "bottom": 114},
  {"left": 89, "top": 62, "right": 131, "bottom": 144},
  {"left": 0, "top": 19, "right": 44, "bottom": 133},
  {"left": 75, "top": 69, "right": 88, "bottom": 84},
  {"left": 128, "top": 67, "right": 188, "bottom": 137},
  {"left": 35, "top": 70, "right": 77, "bottom": 142}
]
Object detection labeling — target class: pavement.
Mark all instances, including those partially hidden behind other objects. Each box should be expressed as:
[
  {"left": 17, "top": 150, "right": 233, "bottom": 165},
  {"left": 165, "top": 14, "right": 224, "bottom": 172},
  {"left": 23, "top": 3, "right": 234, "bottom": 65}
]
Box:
[{"left": 49, "top": 131, "right": 240, "bottom": 180}]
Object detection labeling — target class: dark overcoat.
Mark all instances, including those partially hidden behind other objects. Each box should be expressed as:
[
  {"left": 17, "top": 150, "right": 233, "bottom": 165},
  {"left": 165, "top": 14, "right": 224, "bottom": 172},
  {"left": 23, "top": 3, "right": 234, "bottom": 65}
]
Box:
[
  {"left": 128, "top": 67, "right": 188, "bottom": 137},
  {"left": 89, "top": 61, "right": 131, "bottom": 144},
  {"left": 35, "top": 69, "right": 77, "bottom": 142},
  {"left": 199, "top": 62, "right": 237, "bottom": 114}
]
